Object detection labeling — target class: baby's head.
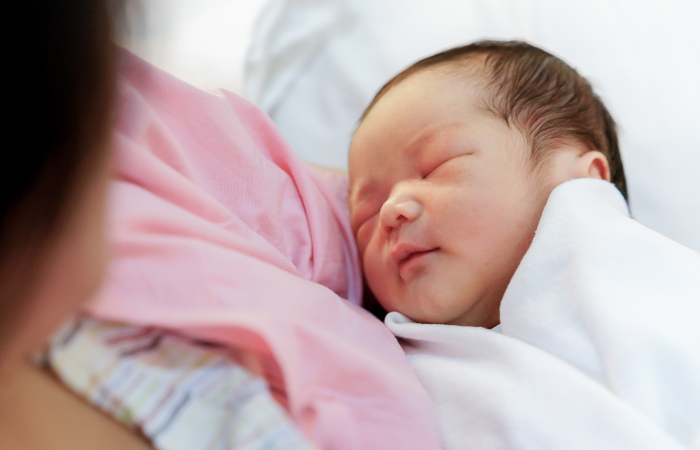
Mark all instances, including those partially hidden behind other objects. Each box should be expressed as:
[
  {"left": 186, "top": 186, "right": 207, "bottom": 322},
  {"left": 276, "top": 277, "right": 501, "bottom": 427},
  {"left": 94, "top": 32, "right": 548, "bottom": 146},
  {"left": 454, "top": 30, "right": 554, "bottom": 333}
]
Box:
[{"left": 348, "top": 40, "right": 627, "bottom": 327}]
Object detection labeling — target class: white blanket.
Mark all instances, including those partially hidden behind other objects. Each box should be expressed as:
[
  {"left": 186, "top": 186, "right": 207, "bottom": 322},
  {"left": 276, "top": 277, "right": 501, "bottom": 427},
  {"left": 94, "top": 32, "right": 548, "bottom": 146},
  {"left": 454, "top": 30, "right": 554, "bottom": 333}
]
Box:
[{"left": 386, "top": 179, "right": 700, "bottom": 450}]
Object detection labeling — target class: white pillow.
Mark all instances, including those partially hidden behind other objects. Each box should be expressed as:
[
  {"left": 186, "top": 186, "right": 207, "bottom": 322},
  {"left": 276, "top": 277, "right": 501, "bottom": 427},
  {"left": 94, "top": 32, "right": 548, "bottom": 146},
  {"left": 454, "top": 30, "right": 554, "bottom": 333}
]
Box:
[{"left": 245, "top": 0, "right": 700, "bottom": 252}]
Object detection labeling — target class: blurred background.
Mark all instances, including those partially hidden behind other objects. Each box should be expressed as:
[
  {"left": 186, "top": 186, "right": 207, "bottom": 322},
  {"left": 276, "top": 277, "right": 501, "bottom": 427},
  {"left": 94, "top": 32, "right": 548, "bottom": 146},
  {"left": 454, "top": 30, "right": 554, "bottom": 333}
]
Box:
[
  {"left": 124, "top": 0, "right": 268, "bottom": 95},
  {"left": 124, "top": 0, "right": 700, "bottom": 253}
]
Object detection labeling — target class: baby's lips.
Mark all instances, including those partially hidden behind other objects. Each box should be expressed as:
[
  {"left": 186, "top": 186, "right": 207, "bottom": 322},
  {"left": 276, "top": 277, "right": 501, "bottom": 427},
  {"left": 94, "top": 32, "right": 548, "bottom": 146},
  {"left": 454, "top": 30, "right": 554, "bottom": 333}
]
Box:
[{"left": 390, "top": 241, "right": 436, "bottom": 268}]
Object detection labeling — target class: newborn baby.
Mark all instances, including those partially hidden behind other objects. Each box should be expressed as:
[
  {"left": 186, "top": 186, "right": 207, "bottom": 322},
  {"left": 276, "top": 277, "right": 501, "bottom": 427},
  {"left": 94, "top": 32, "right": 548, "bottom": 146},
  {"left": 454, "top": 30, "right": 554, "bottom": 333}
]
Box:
[
  {"left": 348, "top": 40, "right": 627, "bottom": 328},
  {"left": 348, "top": 41, "right": 700, "bottom": 449}
]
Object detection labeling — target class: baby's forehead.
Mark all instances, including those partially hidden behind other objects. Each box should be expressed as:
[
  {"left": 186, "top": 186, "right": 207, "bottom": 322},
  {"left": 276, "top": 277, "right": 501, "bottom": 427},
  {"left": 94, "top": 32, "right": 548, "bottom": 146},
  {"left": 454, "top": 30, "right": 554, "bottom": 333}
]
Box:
[
  {"left": 348, "top": 59, "right": 542, "bottom": 191},
  {"left": 350, "top": 69, "right": 505, "bottom": 155},
  {"left": 356, "top": 67, "right": 492, "bottom": 137}
]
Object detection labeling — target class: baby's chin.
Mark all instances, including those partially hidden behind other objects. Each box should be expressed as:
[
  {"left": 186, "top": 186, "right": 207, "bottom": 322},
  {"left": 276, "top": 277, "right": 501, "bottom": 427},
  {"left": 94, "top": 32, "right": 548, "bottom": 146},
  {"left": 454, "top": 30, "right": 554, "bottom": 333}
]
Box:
[
  {"left": 382, "top": 302, "right": 462, "bottom": 326},
  {"left": 382, "top": 293, "right": 501, "bottom": 328}
]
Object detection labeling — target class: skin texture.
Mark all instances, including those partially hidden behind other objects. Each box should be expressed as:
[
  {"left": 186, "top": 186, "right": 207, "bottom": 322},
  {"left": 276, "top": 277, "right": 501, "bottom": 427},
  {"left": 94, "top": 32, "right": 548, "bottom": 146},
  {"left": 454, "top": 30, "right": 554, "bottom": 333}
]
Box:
[{"left": 349, "top": 69, "right": 609, "bottom": 328}]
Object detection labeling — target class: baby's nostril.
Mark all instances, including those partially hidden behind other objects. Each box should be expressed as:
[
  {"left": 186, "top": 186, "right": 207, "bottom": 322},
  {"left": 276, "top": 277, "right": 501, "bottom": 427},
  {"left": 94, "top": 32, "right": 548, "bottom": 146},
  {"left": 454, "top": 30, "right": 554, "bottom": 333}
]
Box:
[{"left": 396, "top": 201, "right": 422, "bottom": 222}]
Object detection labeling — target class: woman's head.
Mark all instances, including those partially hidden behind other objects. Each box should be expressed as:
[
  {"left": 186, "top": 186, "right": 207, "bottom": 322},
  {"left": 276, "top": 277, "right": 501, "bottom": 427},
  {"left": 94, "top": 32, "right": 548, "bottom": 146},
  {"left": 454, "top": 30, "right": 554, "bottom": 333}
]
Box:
[{"left": 0, "top": 0, "right": 121, "bottom": 360}]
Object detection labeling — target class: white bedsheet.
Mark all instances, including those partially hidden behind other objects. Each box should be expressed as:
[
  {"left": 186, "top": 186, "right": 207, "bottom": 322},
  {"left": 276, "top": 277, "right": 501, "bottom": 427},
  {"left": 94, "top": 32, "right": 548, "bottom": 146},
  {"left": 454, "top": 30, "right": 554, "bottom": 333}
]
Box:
[{"left": 386, "top": 179, "right": 700, "bottom": 450}]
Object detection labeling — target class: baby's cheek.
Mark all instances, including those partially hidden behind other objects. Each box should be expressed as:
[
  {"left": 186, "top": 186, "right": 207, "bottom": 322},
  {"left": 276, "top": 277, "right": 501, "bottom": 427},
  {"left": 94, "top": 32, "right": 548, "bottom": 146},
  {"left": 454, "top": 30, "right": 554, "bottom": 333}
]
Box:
[
  {"left": 362, "top": 244, "right": 390, "bottom": 306},
  {"left": 362, "top": 241, "right": 380, "bottom": 282},
  {"left": 355, "top": 216, "right": 378, "bottom": 256}
]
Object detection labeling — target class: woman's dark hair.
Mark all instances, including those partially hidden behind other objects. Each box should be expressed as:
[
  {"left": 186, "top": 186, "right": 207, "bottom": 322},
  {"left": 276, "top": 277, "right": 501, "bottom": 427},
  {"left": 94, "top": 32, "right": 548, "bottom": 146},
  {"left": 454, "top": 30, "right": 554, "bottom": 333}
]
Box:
[
  {"left": 0, "top": 1, "right": 120, "bottom": 340},
  {"left": 361, "top": 40, "right": 628, "bottom": 200}
]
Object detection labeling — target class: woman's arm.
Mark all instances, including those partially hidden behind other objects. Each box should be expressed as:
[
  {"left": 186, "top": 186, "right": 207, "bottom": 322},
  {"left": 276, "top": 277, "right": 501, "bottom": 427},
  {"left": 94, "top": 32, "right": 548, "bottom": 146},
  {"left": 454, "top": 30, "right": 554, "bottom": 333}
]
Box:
[{"left": 0, "top": 359, "right": 153, "bottom": 450}]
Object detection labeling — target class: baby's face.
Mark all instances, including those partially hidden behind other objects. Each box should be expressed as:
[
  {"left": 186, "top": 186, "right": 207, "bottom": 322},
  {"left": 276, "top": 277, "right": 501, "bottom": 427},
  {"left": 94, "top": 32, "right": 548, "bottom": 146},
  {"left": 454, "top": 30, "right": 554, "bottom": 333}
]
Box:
[{"left": 349, "top": 71, "right": 549, "bottom": 328}]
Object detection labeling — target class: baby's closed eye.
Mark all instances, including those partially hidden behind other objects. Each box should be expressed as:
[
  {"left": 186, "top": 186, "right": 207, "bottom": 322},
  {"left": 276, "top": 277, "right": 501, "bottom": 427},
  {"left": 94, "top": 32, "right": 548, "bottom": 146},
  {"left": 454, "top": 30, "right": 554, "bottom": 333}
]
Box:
[{"left": 420, "top": 153, "right": 474, "bottom": 180}]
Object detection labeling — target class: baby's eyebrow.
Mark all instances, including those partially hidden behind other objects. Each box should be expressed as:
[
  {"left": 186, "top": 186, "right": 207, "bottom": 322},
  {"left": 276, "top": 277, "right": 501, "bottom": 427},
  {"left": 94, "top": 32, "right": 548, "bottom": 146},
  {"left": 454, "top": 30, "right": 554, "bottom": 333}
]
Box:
[
  {"left": 406, "top": 122, "right": 464, "bottom": 162},
  {"left": 405, "top": 128, "right": 438, "bottom": 161}
]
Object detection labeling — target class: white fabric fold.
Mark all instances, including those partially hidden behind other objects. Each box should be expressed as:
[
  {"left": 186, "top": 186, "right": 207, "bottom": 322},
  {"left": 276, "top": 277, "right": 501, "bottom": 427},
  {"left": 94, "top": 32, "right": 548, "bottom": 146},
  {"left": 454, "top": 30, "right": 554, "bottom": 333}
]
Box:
[
  {"left": 387, "top": 179, "right": 700, "bottom": 450},
  {"left": 245, "top": 0, "right": 350, "bottom": 115}
]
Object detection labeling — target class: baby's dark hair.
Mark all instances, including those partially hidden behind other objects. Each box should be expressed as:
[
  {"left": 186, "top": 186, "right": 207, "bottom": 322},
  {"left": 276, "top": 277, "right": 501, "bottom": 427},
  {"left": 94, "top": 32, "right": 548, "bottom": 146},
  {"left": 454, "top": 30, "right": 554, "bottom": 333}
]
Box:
[{"left": 360, "top": 40, "right": 628, "bottom": 200}]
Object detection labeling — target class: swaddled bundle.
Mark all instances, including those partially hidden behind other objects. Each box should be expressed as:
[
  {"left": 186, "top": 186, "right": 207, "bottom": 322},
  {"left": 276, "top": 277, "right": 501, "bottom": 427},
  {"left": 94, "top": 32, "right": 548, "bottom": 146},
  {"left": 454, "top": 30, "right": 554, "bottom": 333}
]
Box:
[{"left": 388, "top": 179, "right": 700, "bottom": 450}]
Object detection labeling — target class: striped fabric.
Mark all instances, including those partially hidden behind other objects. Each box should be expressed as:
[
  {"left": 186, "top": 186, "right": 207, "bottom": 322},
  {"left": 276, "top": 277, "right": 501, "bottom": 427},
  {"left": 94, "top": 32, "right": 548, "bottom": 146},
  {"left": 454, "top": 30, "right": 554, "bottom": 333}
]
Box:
[{"left": 47, "top": 316, "right": 316, "bottom": 450}]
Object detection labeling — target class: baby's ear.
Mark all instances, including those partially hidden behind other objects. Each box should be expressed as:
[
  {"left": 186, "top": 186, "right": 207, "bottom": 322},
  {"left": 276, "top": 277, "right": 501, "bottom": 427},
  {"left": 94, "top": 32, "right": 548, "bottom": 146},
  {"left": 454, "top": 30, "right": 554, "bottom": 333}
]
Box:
[
  {"left": 548, "top": 147, "right": 611, "bottom": 186},
  {"left": 577, "top": 151, "right": 611, "bottom": 182}
]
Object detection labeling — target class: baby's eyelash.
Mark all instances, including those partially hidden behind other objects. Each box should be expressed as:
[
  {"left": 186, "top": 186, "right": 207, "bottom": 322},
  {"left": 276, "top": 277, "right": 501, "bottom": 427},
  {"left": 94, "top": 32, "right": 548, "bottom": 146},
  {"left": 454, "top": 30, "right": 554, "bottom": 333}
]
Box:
[
  {"left": 422, "top": 158, "right": 450, "bottom": 178},
  {"left": 423, "top": 153, "right": 473, "bottom": 178}
]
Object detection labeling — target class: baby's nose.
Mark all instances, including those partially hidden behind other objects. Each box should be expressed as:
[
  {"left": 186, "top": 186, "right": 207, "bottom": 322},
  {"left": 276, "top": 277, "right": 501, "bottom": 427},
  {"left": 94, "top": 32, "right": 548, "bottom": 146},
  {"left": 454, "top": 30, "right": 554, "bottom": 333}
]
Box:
[{"left": 379, "top": 195, "right": 423, "bottom": 236}]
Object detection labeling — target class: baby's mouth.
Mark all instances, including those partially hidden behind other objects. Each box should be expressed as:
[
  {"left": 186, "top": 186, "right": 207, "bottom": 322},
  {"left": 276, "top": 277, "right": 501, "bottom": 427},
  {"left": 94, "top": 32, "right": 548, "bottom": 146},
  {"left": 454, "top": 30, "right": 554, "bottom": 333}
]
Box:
[{"left": 391, "top": 243, "right": 439, "bottom": 275}]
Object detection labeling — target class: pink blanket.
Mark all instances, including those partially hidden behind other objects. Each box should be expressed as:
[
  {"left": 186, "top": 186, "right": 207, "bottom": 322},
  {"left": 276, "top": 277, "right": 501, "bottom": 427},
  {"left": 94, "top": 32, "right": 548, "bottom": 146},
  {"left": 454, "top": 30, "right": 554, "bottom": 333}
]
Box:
[{"left": 87, "top": 51, "right": 441, "bottom": 450}]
